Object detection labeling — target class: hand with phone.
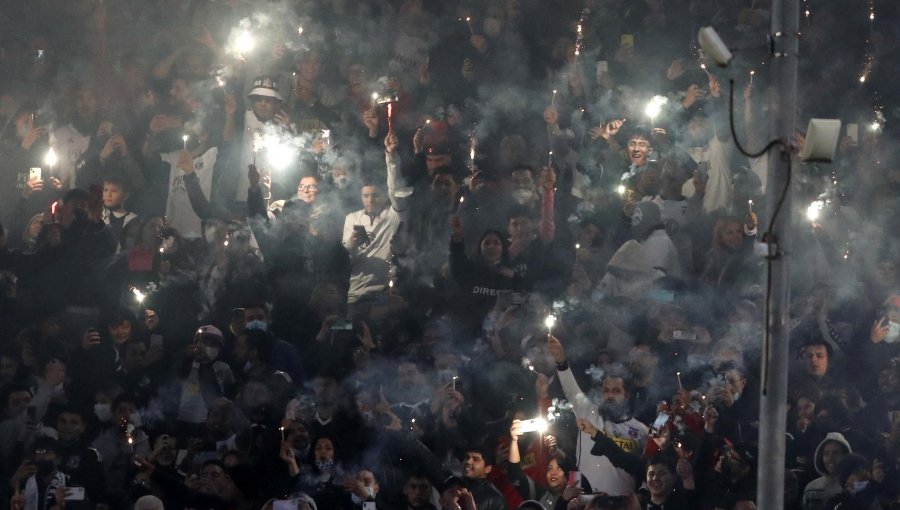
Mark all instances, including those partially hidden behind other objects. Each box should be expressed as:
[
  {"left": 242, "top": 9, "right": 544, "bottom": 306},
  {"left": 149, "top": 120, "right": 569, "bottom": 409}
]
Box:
[
  {"left": 21, "top": 175, "right": 43, "bottom": 199},
  {"left": 81, "top": 328, "right": 101, "bottom": 349}
]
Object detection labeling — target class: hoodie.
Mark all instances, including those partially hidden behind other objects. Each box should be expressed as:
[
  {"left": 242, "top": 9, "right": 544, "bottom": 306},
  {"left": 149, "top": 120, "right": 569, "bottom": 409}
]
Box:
[{"left": 801, "top": 432, "right": 852, "bottom": 510}]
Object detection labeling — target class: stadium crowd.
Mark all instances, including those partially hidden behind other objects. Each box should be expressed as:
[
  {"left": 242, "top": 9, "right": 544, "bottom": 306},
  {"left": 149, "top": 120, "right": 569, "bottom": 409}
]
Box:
[{"left": 1, "top": 0, "right": 899, "bottom": 509}]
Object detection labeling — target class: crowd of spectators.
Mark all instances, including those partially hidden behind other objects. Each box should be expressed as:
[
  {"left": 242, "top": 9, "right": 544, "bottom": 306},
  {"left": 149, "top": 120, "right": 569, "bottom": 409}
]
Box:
[{"left": 1, "top": 0, "right": 900, "bottom": 509}]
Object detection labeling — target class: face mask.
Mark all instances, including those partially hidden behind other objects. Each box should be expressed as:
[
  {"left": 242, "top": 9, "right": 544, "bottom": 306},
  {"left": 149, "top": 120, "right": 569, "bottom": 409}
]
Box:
[
  {"left": 94, "top": 403, "right": 111, "bottom": 422},
  {"left": 511, "top": 189, "right": 534, "bottom": 205},
  {"left": 35, "top": 459, "right": 56, "bottom": 476},
  {"left": 885, "top": 321, "right": 900, "bottom": 343},
  {"left": 599, "top": 398, "right": 630, "bottom": 423},
  {"left": 205, "top": 347, "right": 220, "bottom": 360},
  {"left": 245, "top": 319, "right": 267, "bottom": 331},
  {"left": 334, "top": 175, "right": 349, "bottom": 189},
  {"left": 316, "top": 459, "right": 334, "bottom": 471},
  {"left": 851, "top": 480, "right": 869, "bottom": 494},
  {"left": 129, "top": 412, "right": 143, "bottom": 428},
  {"left": 732, "top": 392, "right": 741, "bottom": 402},
  {"left": 351, "top": 486, "right": 376, "bottom": 505}
]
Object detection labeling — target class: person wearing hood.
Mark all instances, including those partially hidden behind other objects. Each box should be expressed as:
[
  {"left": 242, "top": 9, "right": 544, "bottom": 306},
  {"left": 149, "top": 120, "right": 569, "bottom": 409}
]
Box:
[
  {"left": 822, "top": 454, "right": 886, "bottom": 510},
  {"left": 592, "top": 240, "right": 666, "bottom": 302},
  {"left": 547, "top": 334, "right": 648, "bottom": 496},
  {"left": 802, "top": 432, "right": 852, "bottom": 510},
  {"left": 630, "top": 201, "right": 683, "bottom": 281}
]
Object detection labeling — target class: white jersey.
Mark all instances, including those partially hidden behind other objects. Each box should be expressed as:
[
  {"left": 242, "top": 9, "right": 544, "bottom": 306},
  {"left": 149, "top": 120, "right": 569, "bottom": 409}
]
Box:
[
  {"left": 557, "top": 367, "right": 648, "bottom": 496},
  {"left": 49, "top": 124, "right": 90, "bottom": 188},
  {"left": 342, "top": 207, "right": 401, "bottom": 303},
  {"left": 162, "top": 148, "right": 218, "bottom": 239}
]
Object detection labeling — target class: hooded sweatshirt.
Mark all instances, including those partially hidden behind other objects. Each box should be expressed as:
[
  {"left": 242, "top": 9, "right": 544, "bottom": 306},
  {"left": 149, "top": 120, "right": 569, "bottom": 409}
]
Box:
[{"left": 802, "top": 432, "right": 852, "bottom": 510}]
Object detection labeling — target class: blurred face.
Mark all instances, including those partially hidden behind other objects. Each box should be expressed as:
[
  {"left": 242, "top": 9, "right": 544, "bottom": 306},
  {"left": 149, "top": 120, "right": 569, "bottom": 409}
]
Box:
[
  {"left": 510, "top": 170, "right": 534, "bottom": 192},
  {"left": 299, "top": 54, "right": 322, "bottom": 81},
  {"left": 199, "top": 463, "right": 226, "bottom": 494},
  {"left": 57, "top": 412, "right": 85, "bottom": 442},
  {"left": 103, "top": 182, "right": 127, "bottom": 210},
  {"left": 361, "top": 186, "right": 385, "bottom": 215},
  {"left": 113, "top": 401, "right": 135, "bottom": 428},
  {"left": 796, "top": 397, "right": 815, "bottom": 420},
  {"left": 251, "top": 95, "right": 279, "bottom": 121},
  {"left": 0, "top": 356, "right": 18, "bottom": 383},
  {"left": 646, "top": 463, "right": 676, "bottom": 498},
  {"left": 296, "top": 176, "right": 320, "bottom": 203},
  {"left": 479, "top": 233, "right": 503, "bottom": 263},
  {"left": 720, "top": 222, "right": 743, "bottom": 250},
  {"left": 397, "top": 362, "right": 421, "bottom": 388},
  {"left": 627, "top": 137, "right": 651, "bottom": 166},
  {"left": 314, "top": 437, "right": 335, "bottom": 462},
  {"left": 425, "top": 154, "right": 451, "bottom": 174},
  {"left": 508, "top": 215, "right": 535, "bottom": 239},
  {"left": 431, "top": 173, "right": 458, "bottom": 199},
  {"left": 602, "top": 377, "right": 628, "bottom": 404},
  {"left": 75, "top": 89, "right": 98, "bottom": 121},
  {"left": 7, "top": 390, "right": 31, "bottom": 417},
  {"left": 724, "top": 369, "right": 746, "bottom": 398},
  {"left": 168, "top": 79, "right": 191, "bottom": 106},
  {"left": 821, "top": 441, "right": 846, "bottom": 476},
  {"left": 404, "top": 477, "right": 431, "bottom": 507},
  {"left": 803, "top": 345, "right": 829, "bottom": 377},
  {"left": 108, "top": 320, "right": 132, "bottom": 344},
  {"left": 463, "top": 451, "right": 491, "bottom": 479},
  {"left": 546, "top": 458, "right": 565, "bottom": 490}
]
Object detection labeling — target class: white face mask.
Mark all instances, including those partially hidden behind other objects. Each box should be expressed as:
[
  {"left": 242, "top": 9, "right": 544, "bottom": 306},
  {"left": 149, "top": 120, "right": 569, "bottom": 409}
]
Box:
[
  {"left": 351, "top": 486, "right": 376, "bottom": 505},
  {"left": 851, "top": 480, "right": 869, "bottom": 494},
  {"left": 483, "top": 18, "right": 502, "bottom": 36},
  {"left": 94, "top": 403, "right": 111, "bottom": 422},
  {"left": 205, "top": 347, "right": 220, "bottom": 360},
  {"left": 885, "top": 321, "right": 900, "bottom": 343},
  {"left": 512, "top": 189, "right": 534, "bottom": 205}
]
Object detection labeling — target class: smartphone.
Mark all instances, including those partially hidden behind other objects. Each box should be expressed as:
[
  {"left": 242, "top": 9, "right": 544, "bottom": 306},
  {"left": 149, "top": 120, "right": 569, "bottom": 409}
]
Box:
[
  {"left": 518, "top": 418, "right": 548, "bottom": 433},
  {"left": 362, "top": 502, "right": 377, "bottom": 510},
  {"left": 650, "top": 411, "right": 670, "bottom": 436},
  {"left": 64, "top": 487, "right": 85, "bottom": 501},
  {"left": 672, "top": 329, "right": 697, "bottom": 341},
  {"left": 620, "top": 34, "right": 634, "bottom": 49},
  {"left": 847, "top": 123, "right": 859, "bottom": 144},
  {"left": 330, "top": 318, "right": 354, "bottom": 331},
  {"left": 272, "top": 500, "right": 296, "bottom": 510},
  {"left": 29, "top": 167, "right": 42, "bottom": 181},
  {"left": 150, "top": 334, "right": 164, "bottom": 349},
  {"left": 353, "top": 225, "right": 370, "bottom": 246}
]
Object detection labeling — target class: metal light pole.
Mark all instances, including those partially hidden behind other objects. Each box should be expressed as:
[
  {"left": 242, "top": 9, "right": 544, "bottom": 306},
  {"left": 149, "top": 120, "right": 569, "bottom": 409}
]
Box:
[{"left": 757, "top": 0, "right": 798, "bottom": 507}]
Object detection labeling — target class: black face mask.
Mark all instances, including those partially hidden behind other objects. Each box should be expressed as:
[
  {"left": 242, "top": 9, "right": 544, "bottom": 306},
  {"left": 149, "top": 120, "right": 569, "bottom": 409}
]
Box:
[{"left": 35, "top": 459, "right": 56, "bottom": 477}]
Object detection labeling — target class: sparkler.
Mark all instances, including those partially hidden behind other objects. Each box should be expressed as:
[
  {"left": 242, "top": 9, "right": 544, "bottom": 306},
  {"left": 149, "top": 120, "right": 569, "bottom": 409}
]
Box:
[
  {"left": 182, "top": 134, "right": 189, "bottom": 150},
  {"left": 465, "top": 16, "right": 474, "bottom": 35},
  {"left": 748, "top": 199, "right": 754, "bottom": 214},
  {"left": 644, "top": 95, "right": 668, "bottom": 124},
  {"left": 545, "top": 314, "right": 556, "bottom": 338},
  {"left": 235, "top": 31, "right": 255, "bottom": 58},
  {"left": 131, "top": 287, "right": 146, "bottom": 303},
  {"left": 806, "top": 200, "right": 824, "bottom": 222},
  {"left": 749, "top": 70, "right": 755, "bottom": 85},
  {"left": 551, "top": 89, "right": 557, "bottom": 107},
  {"left": 676, "top": 371, "right": 683, "bottom": 390}
]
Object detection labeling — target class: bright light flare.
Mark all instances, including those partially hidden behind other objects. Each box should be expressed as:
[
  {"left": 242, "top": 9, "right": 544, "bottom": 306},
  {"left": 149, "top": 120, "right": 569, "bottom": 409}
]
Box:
[
  {"left": 236, "top": 31, "right": 255, "bottom": 54},
  {"left": 518, "top": 418, "right": 549, "bottom": 433},
  {"left": 45, "top": 147, "right": 58, "bottom": 168},
  {"left": 806, "top": 200, "right": 824, "bottom": 222},
  {"left": 644, "top": 95, "right": 669, "bottom": 121}
]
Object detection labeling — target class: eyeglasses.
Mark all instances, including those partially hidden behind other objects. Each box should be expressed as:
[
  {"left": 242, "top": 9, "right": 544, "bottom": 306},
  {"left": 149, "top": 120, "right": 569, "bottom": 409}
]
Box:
[
  {"left": 298, "top": 184, "right": 319, "bottom": 191},
  {"left": 627, "top": 141, "right": 651, "bottom": 149}
]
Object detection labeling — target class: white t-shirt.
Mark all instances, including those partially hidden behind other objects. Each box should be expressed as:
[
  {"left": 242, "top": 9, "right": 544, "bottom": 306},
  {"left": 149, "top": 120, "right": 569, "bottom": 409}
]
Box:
[
  {"left": 162, "top": 148, "right": 218, "bottom": 239},
  {"left": 49, "top": 124, "right": 90, "bottom": 188}
]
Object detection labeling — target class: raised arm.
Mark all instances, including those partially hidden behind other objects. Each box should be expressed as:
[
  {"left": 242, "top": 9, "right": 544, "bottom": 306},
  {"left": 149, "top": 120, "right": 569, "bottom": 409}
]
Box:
[{"left": 548, "top": 335, "right": 604, "bottom": 428}]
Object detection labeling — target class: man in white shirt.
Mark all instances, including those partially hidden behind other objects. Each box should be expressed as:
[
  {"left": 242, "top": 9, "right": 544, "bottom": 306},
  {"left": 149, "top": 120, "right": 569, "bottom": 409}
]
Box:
[
  {"left": 159, "top": 124, "right": 219, "bottom": 239},
  {"left": 235, "top": 76, "right": 292, "bottom": 203},
  {"left": 547, "top": 335, "right": 648, "bottom": 496},
  {"left": 341, "top": 132, "right": 408, "bottom": 308},
  {"left": 49, "top": 85, "right": 102, "bottom": 188}
]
